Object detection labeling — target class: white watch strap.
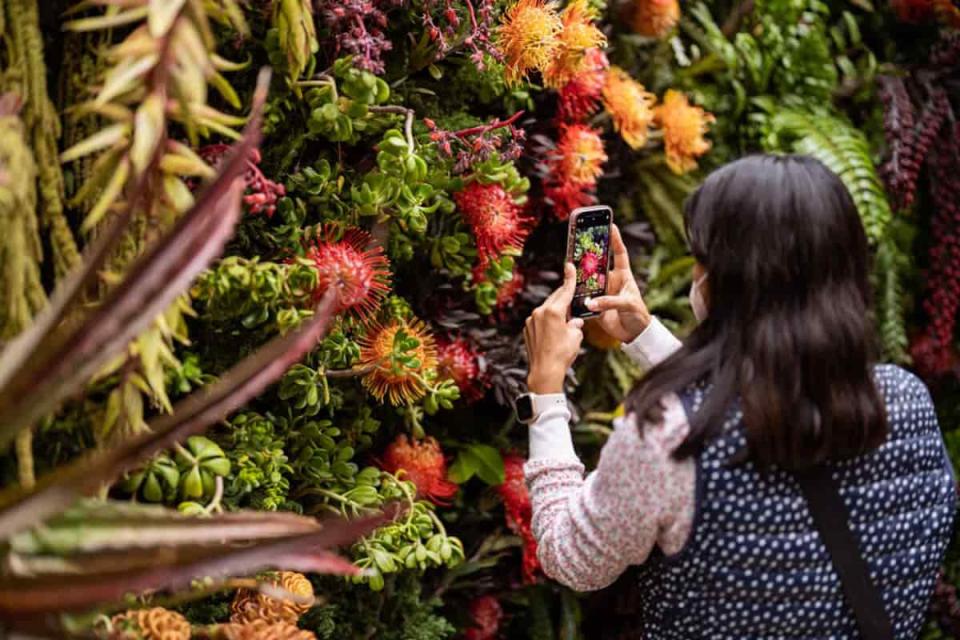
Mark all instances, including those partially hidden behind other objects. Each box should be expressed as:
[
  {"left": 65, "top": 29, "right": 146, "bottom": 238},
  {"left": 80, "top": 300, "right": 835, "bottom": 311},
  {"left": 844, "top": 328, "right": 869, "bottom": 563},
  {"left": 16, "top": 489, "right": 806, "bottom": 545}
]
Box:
[{"left": 531, "top": 393, "right": 567, "bottom": 419}]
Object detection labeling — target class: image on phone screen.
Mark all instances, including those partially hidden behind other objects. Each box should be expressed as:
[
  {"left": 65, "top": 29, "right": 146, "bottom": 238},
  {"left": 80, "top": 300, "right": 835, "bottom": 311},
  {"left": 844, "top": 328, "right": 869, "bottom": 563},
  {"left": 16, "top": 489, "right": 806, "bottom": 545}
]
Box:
[{"left": 571, "top": 214, "right": 611, "bottom": 317}]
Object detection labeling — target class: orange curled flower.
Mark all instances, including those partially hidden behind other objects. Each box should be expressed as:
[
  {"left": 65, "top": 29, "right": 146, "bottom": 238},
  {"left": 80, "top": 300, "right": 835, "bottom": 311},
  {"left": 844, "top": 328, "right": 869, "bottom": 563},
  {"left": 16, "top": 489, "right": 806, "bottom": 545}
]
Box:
[
  {"left": 655, "top": 89, "right": 715, "bottom": 174},
  {"left": 543, "top": 0, "right": 607, "bottom": 88},
  {"left": 557, "top": 48, "right": 609, "bottom": 122},
  {"left": 602, "top": 66, "right": 656, "bottom": 149},
  {"left": 553, "top": 123, "right": 607, "bottom": 185},
  {"left": 381, "top": 434, "right": 459, "bottom": 505},
  {"left": 496, "top": 0, "right": 563, "bottom": 85},
  {"left": 359, "top": 318, "right": 438, "bottom": 405},
  {"left": 630, "top": 0, "right": 680, "bottom": 38}
]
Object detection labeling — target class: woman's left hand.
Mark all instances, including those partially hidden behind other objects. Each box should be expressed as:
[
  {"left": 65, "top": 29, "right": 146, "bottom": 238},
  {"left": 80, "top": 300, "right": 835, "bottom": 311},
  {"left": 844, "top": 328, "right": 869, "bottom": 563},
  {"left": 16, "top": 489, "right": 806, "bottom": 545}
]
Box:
[{"left": 524, "top": 263, "right": 585, "bottom": 394}]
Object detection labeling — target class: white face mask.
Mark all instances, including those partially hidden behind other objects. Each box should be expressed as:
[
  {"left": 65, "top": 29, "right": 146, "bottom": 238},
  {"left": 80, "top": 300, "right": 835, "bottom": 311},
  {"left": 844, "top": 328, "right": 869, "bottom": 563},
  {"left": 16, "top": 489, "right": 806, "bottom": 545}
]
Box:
[{"left": 690, "top": 274, "right": 708, "bottom": 322}]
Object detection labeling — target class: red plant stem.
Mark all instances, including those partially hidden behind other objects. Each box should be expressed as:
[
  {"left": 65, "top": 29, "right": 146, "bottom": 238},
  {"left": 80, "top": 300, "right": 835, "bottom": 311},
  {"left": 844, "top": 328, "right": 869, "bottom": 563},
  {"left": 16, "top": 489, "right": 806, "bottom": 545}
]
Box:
[
  {"left": 453, "top": 110, "right": 524, "bottom": 138},
  {"left": 465, "top": 0, "right": 479, "bottom": 31}
]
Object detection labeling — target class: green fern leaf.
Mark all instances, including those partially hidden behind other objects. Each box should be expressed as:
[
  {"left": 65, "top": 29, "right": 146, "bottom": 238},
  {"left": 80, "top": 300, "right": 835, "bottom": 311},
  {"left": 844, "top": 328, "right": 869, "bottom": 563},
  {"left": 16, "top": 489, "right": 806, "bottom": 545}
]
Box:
[{"left": 759, "top": 108, "right": 892, "bottom": 244}]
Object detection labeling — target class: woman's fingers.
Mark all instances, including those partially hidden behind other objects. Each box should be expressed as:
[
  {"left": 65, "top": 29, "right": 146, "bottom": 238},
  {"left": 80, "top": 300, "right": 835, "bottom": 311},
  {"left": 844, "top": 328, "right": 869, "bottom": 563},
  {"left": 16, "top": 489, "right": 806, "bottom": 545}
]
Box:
[
  {"left": 545, "top": 262, "right": 578, "bottom": 309},
  {"left": 586, "top": 295, "right": 636, "bottom": 313},
  {"left": 610, "top": 224, "right": 630, "bottom": 272}
]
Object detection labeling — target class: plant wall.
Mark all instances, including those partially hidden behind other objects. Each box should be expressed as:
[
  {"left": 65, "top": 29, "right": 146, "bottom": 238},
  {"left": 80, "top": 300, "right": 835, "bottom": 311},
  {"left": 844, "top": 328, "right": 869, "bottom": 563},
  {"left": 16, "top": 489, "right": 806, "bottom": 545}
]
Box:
[{"left": 0, "top": 0, "right": 958, "bottom": 637}]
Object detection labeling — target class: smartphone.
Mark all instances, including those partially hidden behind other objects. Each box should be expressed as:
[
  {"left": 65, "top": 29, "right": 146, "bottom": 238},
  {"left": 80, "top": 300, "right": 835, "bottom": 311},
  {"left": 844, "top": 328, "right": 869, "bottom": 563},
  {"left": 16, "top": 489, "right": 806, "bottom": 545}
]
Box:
[{"left": 566, "top": 205, "right": 613, "bottom": 319}]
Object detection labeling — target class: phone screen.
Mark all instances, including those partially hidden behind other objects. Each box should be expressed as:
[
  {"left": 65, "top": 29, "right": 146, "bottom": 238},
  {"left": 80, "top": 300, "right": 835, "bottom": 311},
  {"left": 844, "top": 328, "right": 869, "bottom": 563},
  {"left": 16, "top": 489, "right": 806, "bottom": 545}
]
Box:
[{"left": 570, "top": 207, "right": 612, "bottom": 318}]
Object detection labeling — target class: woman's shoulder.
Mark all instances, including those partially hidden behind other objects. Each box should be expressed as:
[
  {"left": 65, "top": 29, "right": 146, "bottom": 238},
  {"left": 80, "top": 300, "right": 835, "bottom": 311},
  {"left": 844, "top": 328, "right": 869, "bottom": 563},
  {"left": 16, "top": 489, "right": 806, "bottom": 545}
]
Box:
[{"left": 872, "top": 364, "right": 933, "bottom": 405}]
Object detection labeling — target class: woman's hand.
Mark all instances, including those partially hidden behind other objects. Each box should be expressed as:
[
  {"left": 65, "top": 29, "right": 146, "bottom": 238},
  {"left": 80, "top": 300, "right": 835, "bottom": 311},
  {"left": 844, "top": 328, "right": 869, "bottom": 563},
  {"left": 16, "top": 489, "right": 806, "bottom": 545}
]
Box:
[
  {"left": 585, "top": 224, "right": 651, "bottom": 343},
  {"left": 524, "top": 263, "right": 584, "bottom": 394}
]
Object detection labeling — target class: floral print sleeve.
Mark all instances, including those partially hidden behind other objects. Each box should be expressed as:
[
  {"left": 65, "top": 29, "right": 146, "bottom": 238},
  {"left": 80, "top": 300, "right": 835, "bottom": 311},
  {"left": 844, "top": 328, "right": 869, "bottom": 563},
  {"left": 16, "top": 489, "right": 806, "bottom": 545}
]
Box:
[{"left": 523, "top": 317, "right": 695, "bottom": 592}]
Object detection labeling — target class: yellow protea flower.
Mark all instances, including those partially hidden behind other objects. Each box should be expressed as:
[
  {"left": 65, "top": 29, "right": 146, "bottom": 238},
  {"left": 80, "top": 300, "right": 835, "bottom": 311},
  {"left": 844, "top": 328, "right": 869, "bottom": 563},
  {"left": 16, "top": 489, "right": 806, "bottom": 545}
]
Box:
[
  {"left": 110, "top": 607, "right": 190, "bottom": 640},
  {"left": 496, "top": 0, "right": 563, "bottom": 85},
  {"left": 601, "top": 66, "right": 656, "bottom": 149},
  {"left": 543, "top": 0, "right": 607, "bottom": 88},
  {"left": 630, "top": 0, "right": 680, "bottom": 38},
  {"left": 231, "top": 571, "right": 315, "bottom": 625},
  {"left": 359, "top": 318, "right": 438, "bottom": 405},
  {"left": 655, "top": 89, "right": 716, "bottom": 174}
]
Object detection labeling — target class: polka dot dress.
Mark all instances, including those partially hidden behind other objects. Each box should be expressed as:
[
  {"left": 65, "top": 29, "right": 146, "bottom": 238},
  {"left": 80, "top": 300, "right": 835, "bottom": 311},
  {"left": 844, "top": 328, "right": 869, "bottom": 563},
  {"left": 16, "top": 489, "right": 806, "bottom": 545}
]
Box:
[{"left": 633, "top": 365, "right": 957, "bottom": 639}]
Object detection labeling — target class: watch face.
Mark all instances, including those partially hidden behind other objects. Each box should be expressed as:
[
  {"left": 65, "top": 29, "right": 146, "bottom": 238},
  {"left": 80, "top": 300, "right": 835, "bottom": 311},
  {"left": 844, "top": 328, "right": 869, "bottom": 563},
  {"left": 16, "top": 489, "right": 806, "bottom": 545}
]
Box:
[{"left": 515, "top": 395, "right": 534, "bottom": 422}]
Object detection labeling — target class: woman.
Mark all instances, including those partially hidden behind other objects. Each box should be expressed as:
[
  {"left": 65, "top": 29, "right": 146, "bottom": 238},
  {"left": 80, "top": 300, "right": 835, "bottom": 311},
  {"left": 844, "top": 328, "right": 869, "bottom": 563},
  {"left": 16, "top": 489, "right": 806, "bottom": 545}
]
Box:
[{"left": 521, "top": 155, "right": 956, "bottom": 638}]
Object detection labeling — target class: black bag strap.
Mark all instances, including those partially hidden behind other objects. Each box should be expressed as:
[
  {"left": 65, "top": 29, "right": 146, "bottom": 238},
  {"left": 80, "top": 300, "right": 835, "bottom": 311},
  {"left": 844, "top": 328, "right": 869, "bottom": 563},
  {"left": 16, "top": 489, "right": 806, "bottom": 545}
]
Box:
[{"left": 795, "top": 466, "right": 895, "bottom": 640}]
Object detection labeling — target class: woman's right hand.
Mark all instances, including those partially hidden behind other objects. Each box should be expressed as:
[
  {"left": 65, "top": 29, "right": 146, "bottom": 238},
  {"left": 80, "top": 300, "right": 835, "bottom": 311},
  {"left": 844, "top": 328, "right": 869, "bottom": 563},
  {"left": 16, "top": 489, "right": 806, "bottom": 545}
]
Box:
[{"left": 585, "top": 224, "right": 652, "bottom": 343}]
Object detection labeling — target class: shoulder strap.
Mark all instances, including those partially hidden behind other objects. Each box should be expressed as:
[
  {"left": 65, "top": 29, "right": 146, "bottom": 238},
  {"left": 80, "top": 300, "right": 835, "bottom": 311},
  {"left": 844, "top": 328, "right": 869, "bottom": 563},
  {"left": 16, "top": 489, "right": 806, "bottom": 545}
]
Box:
[{"left": 795, "top": 466, "right": 895, "bottom": 640}]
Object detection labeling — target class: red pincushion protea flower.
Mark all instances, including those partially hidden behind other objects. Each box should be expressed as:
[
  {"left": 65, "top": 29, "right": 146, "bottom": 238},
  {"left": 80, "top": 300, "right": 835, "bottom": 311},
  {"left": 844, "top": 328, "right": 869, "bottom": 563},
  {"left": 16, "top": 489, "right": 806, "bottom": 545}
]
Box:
[
  {"left": 199, "top": 144, "right": 285, "bottom": 217},
  {"left": 463, "top": 595, "right": 503, "bottom": 640},
  {"left": 556, "top": 48, "right": 608, "bottom": 123},
  {"left": 437, "top": 337, "right": 488, "bottom": 402},
  {"left": 306, "top": 226, "right": 392, "bottom": 323},
  {"left": 579, "top": 250, "right": 601, "bottom": 279},
  {"left": 455, "top": 182, "right": 532, "bottom": 269},
  {"left": 380, "top": 434, "right": 459, "bottom": 505},
  {"left": 498, "top": 453, "right": 540, "bottom": 583},
  {"left": 496, "top": 267, "right": 526, "bottom": 310}
]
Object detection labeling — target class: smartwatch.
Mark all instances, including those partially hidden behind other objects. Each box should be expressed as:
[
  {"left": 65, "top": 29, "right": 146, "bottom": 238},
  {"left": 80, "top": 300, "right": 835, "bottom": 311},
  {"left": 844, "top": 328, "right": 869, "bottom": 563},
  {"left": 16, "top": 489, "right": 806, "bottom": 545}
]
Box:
[{"left": 515, "top": 393, "right": 567, "bottom": 424}]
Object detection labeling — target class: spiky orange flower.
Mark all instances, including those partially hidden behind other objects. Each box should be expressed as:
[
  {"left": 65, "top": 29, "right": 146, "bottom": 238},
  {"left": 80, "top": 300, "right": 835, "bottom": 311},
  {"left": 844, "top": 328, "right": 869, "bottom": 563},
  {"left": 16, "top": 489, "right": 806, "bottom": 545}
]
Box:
[
  {"left": 544, "top": 123, "right": 606, "bottom": 220},
  {"left": 497, "top": 0, "right": 563, "bottom": 85},
  {"left": 359, "top": 318, "right": 438, "bottom": 405},
  {"left": 306, "top": 226, "right": 391, "bottom": 323},
  {"left": 498, "top": 453, "right": 540, "bottom": 583},
  {"left": 557, "top": 48, "right": 609, "bottom": 122},
  {"left": 553, "top": 123, "right": 607, "bottom": 186},
  {"left": 437, "top": 336, "right": 487, "bottom": 402},
  {"left": 602, "top": 66, "right": 657, "bottom": 149},
  {"left": 630, "top": 0, "right": 680, "bottom": 38},
  {"left": 654, "top": 89, "right": 715, "bottom": 174},
  {"left": 543, "top": 0, "right": 607, "bottom": 88},
  {"left": 381, "top": 434, "right": 459, "bottom": 505},
  {"left": 455, "top": 182, "right": 532, "bottom": 269}
]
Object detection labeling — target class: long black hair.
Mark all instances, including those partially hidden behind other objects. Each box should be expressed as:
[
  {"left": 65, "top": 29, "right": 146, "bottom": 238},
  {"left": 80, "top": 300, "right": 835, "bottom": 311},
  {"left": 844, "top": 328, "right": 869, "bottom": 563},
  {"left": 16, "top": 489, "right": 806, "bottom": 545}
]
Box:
[{"left": 626, "top": 154, "right": 888, "bottom": 469}]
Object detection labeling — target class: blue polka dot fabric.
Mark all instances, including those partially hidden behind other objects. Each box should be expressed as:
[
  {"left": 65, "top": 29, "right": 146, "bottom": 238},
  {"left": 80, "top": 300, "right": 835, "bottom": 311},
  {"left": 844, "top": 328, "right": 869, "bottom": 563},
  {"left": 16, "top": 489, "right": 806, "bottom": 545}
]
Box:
[{"left": 632, "top": 365, "right": 957, "bottom": 638}]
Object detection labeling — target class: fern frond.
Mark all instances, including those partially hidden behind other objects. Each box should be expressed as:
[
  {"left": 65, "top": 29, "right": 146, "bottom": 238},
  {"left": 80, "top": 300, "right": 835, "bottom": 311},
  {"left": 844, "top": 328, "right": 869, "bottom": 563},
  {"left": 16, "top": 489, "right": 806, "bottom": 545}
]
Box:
[
  {"left": 760, "top": 108, "right": 893, "bottom": 244},
  {"left": 873, "top": 237, "right": 910, "bottom": 363}
]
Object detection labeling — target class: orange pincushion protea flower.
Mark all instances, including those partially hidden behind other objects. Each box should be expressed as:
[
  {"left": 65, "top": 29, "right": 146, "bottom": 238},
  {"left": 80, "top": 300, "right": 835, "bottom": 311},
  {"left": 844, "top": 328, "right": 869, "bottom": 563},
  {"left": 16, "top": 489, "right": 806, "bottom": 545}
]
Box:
[
  {"left": 544, "top": 123, "right": 607, "bottom": 220},
  {"left": 359, "top": 318, "right": 438, "bottom": 405},
  {"left": 455, "top": 182, "right": 532, "bottom": 269},
  {"left": 629, "top": 0, "right": 680, "bottom": 38},
  {"left": 543, "top": 0, "right": 607, "bottom": 88},
  {"left": 306, "top": 226, "right": 391, "bottom": 323},
  {"left": 496, "top": 0, "right": 563, "bottom": 85},
  {"left": 498, "top": 453, "right": 540, "bottom": 583},
  {"left": 655, "top": 89, "right": 715, "bottom": 174},
  {"left": 557, "top": 48, "right": 608, "bottom": 122},
  {"left": 381, "top": 434, "right": 459, "bottom": 504},
  {"left": 552, "top": 123, "right": 607, "bottom": 186},
  {"left": 602, "top": 66, "right": 657, "bottom": 149}
]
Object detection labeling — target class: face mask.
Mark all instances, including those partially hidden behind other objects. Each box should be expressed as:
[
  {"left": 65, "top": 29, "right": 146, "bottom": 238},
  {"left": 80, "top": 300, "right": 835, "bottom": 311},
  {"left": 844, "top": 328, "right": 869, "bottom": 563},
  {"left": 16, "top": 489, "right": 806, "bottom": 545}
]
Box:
[{"left": 690, "top": 274, "right": 708, "bottom": 322}]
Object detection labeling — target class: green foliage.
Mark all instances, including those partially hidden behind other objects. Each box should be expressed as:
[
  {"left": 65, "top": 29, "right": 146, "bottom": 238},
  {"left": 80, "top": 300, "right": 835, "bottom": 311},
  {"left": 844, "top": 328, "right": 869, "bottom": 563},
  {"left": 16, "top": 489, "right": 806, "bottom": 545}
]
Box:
[
  {"left": 191, "top": 257, "right": 318, "bottom": 332},
  {"left": 757, "top": 107, "right": 892, "bottom": 243},
  {"left": 448, "top": 444, "right": 505, "bottom": 486},
  {"left": 217, "top": 412, "right": 296, "bottom": 512}
]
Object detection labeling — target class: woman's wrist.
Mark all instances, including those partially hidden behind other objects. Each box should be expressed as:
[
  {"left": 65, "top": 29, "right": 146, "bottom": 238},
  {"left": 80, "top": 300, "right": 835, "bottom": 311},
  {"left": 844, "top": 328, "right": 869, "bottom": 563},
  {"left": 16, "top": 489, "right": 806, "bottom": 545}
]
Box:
[{"left": 527, "top": 369, "right": 565, "bottom": 394}]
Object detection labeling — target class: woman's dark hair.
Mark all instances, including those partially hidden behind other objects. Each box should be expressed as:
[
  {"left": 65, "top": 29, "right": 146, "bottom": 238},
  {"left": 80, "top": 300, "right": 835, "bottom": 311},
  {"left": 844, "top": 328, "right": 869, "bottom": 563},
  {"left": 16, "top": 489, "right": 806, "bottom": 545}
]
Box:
[{"left": 626, "top": 154, "right": 888, "bottom": 469}]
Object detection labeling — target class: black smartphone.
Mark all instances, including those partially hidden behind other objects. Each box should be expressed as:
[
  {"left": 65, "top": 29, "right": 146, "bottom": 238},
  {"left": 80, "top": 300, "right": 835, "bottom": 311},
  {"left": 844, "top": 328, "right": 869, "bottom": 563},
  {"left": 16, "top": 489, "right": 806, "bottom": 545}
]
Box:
[{"left": 566, "top": 205, "right": 613, "bottom": 319}]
